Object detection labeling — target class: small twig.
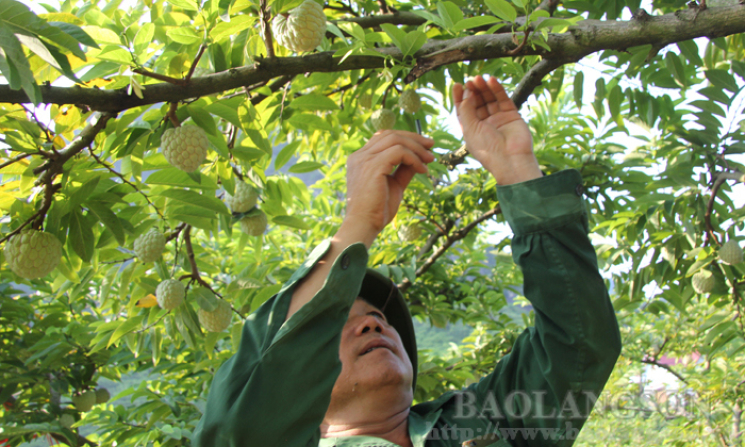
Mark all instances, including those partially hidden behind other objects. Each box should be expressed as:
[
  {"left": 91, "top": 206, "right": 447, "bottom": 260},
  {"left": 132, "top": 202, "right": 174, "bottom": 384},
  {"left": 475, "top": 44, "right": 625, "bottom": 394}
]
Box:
[
  {"left": 259, "top": 0, "right": 276, "bottom": 58},
  {"left": 166, "top": 223, "right": 187, "bottom": 242},
  {"left": 183, "top": 225, "right": 223, "bottom": 298},
  {"left": 377, "top": 0, "right": 395, "bottom": 14},
  {"left": 132, "top": 68, "right": 187, "bottom": 86},
  {"left": 705, "top": 170, "right": 744, "bottom": 246},
  {"left": 167, "top": 102, "right": 180, "bottom": 127},
  {"left": 398, "top": 207, "right": 501, "bottom": 291},
  {"left": 536, "top": 0, "right": 561, "bottom": 15},
  {"left": 89, "top": 149, "right": 166, "bottom": 220},
  {"left": 185, "top": 44, "right": 207, "bottom": 83},
  {"left": 639, "top": 358, "right": 688, "bottom": 384},
  {"left": 0, "top": 152, "right": 31, "bottom": 170},
  {"left": 506, "top": 29, "right": 532, "bottom": 56},
  {"left": 331, "top": 71, "right": 373, "bottom": 94},
  {"left": 23, "top": 104, "right": 54, "bottom": 143}
]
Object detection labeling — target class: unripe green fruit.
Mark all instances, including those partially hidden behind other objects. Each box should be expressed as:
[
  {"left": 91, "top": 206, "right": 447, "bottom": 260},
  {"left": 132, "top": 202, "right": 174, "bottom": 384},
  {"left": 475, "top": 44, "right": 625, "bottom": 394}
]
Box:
[
  {"left": 161, "top": 125, "right": 209, "bottom": 172},
  {"left": 692, "top": 270, "right": 714, "bottom": 294},
  {"left": 72, "top": 390, "right": 96, "bottom": 412},
  {"left": 95, "top": 388, "right": 110, "bottom": 404},
  {"left": 398, "top": 89, "right": 421, "bottom": 113},
  {"left": 371, "top": 108, "right": 396, "bottom": 131},
  {"left": 226, "top": 182, "right": 259, "bottom": 213},
  {"left": 4, "top": 230, "right": 62, "bottom": 279},
  {"left": 197, "top": 299, "right": 231, "bottom": 332},
  {"left": 156, "top": 279, "right": 185, "bottom": 310},
  {"left": 398, "top": 224, "right": 422, "bottom": 242},
  {"left": 133, "top": 229, "right": 166, "bottom": 263},
  {"left": 240, "top": 210, "right": 268, "bottom": 236},
  {"left": 358, "top": 93, "right": 373, "bottom": 109},
  {"left": 60, "top": 414, "right": 75, "bottom": 429},
  {"left": 272, "top": 0, "right": 327, "bottom": 52},
  {"left": 718, "top": 240, "right": 743, "bottom": 265}
]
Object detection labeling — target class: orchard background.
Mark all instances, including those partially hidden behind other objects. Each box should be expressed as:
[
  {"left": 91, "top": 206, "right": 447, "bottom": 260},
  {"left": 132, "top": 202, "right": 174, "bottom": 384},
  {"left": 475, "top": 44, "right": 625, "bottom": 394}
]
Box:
[{"left": 1, "top": 0, "right": 745, "bottom": 445}]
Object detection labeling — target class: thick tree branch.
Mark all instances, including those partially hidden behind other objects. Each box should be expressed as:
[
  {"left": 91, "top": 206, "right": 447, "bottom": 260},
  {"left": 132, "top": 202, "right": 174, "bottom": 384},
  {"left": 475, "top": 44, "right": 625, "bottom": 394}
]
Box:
[
  {"left": 398, "top": 207, "right": 501, "bottom": 291},
  {"left": 1, "top": 5, "right": 742, "bottom": 111},
  {"left": 259, "top": 0, "right": 276, "bottom": 58}
]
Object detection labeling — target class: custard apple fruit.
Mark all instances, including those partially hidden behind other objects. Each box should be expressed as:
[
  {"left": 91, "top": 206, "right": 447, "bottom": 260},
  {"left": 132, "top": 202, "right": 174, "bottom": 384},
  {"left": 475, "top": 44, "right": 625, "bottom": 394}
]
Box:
[
  {"left": 197, "top": 299, "right": 232, "bottom": 332},
  {"left": 371, "top": 108, "right": 396, "bottom": 131},
  {"left": 398, "top": 224, "right": 422, "bottom": 242},
  {"left": 156, "top": 279, "right": 185, "bottom": 310},
  {"left": 226, "top": 182, "right": 259, "bottom": 213},
  {"left": 72, "top": 390, "right": 96, "bottom": 412},
  {"left": 718, "top": 240, "right": 743, "bottom": 265},
  {"left": 398, "top": 89, "right": 421, "bottom": 113},
  {"left": 4, "top": 230, "right": 63, "bottom": 279},
  {"left": 95, "top": 388, "right": 110, "bottom": 404},
  {"left": 240, "top": 210, "right": 268, "bottom": 236},
  {"left": 692, "top": 270, "right": 714, "bottom": 294},
  {"left": 134, "top": 229, "right": 166, "bottom": 263},
  {"left": 161, "top": 125, "right": 209, "bottom": 172},
  {"left": 272, "top": 0, "right": 327, "bottom": 53},
  {"left": 60, "top": 414, "right": 75, "bottom": 428},
  {"left": 359, "top": 93, "right": 373, "bottom": 109}
]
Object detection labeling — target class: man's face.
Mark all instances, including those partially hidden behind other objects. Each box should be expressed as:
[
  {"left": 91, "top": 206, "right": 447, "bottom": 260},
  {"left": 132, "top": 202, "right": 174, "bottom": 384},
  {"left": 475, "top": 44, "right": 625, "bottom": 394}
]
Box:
[{"left": 330, "top": 298, "right": 413, "bottom": 401}]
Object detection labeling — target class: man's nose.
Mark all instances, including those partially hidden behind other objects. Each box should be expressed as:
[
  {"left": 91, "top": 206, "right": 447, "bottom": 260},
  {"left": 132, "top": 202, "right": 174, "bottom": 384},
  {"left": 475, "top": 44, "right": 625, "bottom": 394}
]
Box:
[{"left": 356, "top": 316, "right": 383, "bottom": 335}]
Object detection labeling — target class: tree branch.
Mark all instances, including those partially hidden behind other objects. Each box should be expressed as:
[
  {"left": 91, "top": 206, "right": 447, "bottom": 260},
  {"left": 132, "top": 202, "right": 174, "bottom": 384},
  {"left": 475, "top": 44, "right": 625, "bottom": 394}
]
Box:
[
  {"left": 33, "top": 113, "right": 115, "bottom": 185},
  {"left": 2, "top": 5, "right": 742, "bottom": 112},
  {"left": 398, "top": 207, "right": 501, "bottom": 291},
  {"left": 0, "top": 152, "right": 31, "bottom": 170},
  {"left": 639, "top": 357, "right": 689, "bottom": 384}
]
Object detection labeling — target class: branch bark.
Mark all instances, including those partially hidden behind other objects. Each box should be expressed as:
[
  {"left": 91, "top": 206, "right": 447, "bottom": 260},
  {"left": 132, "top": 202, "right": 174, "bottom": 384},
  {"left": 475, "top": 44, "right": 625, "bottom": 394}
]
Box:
[
  {"left": 1, "top": 5, "right": 742, "bottom": 112},
  {"left": 705, "top": 170, "right": 744, "bottom": 246}
]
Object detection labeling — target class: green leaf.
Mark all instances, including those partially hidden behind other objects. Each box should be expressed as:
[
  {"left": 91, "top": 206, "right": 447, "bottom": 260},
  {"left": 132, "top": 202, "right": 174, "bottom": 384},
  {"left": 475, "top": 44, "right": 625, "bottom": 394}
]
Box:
[
  {"left": 193, "top": 286, "right": 218, "bottom": 312},
  {"left": 573, "top": 71, "right": 583, "bottom": 108},
  {"left": 0, "top": 26, "right": 41, "bottom": 104},
  {"left": 158, "top": 188, "right": 230, "bottom": 216},
  {"left": 484, "top": 0, "right": 517, "bottom": 22},
  {"left": 49, "top": 21, "right": 98, "bottom": 50},
  {"left": 287, "top": 113, "right": 332, "bottom": 132},
  {"left": 272, "top": 215, "right": 309, "bottom": 230},
  {"left": 665, "top": 52, "right": 686, "bottom": 87},
  {"left": 608, "top": 85, "right": 622, "bottom": 119},
  {"left": 436, "top": 2, "right": 464, "bottom": 29},
  {"left": 288, "top": 161, "right": 324, "bottom": 173},
  {"left": 401, "top": 31, "right": 427, "bottom": 56},
  {"left": 705, "top": 69, "right": 738, "bottom": 93},
  {"left": 108, "top": 315, "right": 145, "bottom": 347},
  {"left": 211, "top": 15, "right": 256, "bottom": 41},
  {"left": 677, "top": 40, "right": 702, "bottom": 66},
  {"left": 186, "top": 105, "right": 219, "bottom": 136},
  {"left": 133, "top": 22, "right": 154, "bottom": 55},
  {"left": 452, "top": 16, "right": 499, "bottom": 32},
  {"left": 86, "top": 201, "right": 126, "bottom": 245},
  {"left": 380, "top": 23, "right": 406, "bottom": 52},
  {"left": 68, "top": 209, "right": 94, "bottom": 262},
  {"left": 146, "top": 168, "right": 219, "bottom": 190},
  {"left": 166, "top": 27, "right": 201, "bottom": 45},
  {"left": 274, "top": 141, "right": 301, "bottom": 170},
  {"left": 168, "top": 0, "right": 199, "bottom": 11},
  {"left": 290, "top": 94, "right": 339, "bottom": 111},
  {"left": 167, "top": 205, "right": 217, "bottom": 230}
]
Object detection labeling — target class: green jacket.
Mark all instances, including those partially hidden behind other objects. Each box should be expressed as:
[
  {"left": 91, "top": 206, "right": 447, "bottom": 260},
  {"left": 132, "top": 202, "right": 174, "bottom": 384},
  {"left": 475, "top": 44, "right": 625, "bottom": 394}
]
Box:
[{"left": 193, "top": 169, "right": 622, "bottom": 447}]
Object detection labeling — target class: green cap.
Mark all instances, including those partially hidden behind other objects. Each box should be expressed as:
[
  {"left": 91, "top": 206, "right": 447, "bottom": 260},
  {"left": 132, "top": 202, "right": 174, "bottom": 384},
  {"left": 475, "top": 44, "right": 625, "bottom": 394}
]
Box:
[{"left": 358, "top": 269, "right": 418, "bottom": 389}]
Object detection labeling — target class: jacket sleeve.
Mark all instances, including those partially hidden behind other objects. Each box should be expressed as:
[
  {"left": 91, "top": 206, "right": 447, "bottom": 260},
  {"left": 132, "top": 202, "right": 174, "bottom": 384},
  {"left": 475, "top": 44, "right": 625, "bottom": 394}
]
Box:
[
  {"left": 193, "top": 241, "right": 369, "bottom": 447},
  {"left": 437, "top": 170, "right": 622, "bottom": 446}
]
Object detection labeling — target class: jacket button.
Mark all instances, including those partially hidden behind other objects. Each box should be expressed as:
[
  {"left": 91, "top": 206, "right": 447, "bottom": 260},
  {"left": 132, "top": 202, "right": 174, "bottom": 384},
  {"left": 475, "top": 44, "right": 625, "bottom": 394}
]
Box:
[
  {"left": 575, "top": 184, "right": 584, "bottom": 196},
  {"left": 341, "top": 254, "right": 350, "bottom": 269}
]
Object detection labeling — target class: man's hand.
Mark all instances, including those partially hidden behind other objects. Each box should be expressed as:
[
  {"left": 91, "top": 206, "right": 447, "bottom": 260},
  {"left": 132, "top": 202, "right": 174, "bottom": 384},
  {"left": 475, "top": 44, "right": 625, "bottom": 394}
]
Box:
[
  {"left": 342, "top": 130, "right": 435, "bottom": 246},
  {"left": 453, "top": 75, "right": 542, "bottom": 185}
]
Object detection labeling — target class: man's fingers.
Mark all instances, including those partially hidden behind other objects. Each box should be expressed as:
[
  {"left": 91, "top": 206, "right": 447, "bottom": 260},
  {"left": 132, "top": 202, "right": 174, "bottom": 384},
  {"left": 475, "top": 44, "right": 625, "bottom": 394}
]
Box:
[
  {"left": 366, "top": 132, "right": 435, "bottom": 164},
  {"left": 488, "top": 77, "right": 516, "bottom": 111},
  {"left": 390, "top": 164, "right": 418, "bottom": 192}
]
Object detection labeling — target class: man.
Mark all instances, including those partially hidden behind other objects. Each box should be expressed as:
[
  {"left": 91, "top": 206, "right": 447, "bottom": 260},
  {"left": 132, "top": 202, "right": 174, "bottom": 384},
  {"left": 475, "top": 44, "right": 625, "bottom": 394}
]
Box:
[{"left": 194, "top": 75, "right": 622, "bottom": 446}]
